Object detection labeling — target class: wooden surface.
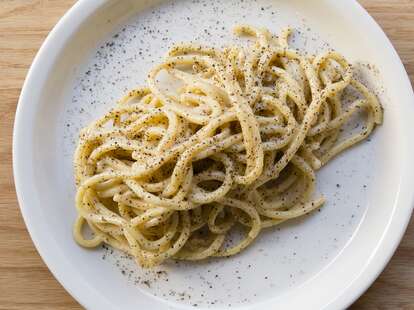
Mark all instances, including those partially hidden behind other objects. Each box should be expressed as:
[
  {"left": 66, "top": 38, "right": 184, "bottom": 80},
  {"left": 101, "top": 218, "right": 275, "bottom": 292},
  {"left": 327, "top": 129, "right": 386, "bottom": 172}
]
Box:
[{"left": 0, "top": 0, "right": 413, "bottom": 309}]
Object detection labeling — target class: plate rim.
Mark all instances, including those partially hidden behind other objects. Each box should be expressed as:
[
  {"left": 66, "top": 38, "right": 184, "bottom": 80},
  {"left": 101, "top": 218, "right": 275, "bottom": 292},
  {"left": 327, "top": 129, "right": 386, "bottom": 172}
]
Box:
[{"left": 12, "top": 0, "right": 414, "bottom": 309}]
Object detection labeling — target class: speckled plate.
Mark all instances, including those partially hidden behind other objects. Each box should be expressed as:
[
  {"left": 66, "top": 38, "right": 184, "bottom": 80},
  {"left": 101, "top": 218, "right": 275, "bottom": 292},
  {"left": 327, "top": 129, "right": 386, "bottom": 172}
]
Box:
[{"left": 13, "top": 0, "right": 414, "bottom": 309}]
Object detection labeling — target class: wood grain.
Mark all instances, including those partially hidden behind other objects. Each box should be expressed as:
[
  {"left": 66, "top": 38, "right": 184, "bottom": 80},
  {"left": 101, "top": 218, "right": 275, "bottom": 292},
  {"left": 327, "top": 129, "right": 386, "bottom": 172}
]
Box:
[{"left": 0, "top": 0, "right": 412, "bottom": 309}]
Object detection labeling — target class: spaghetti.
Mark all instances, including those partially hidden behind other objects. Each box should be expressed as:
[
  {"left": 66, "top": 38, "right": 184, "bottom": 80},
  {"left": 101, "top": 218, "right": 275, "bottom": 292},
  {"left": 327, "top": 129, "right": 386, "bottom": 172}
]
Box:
[{"left": 73, "top": 25, "right": 382, "bottom": 267}]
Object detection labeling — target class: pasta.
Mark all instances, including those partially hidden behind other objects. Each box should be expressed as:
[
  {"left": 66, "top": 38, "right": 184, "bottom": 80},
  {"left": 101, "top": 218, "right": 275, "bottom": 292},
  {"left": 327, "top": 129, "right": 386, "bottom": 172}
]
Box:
[{"left": 73, "top": 25, "right": 383, "bottom": 267}]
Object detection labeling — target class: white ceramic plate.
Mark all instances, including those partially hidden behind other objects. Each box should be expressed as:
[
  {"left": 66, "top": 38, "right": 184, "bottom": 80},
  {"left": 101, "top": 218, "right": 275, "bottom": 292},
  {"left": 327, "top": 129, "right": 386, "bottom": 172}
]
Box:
[{"left": 13, "top": 0, "right": 414, "bottom": 309}]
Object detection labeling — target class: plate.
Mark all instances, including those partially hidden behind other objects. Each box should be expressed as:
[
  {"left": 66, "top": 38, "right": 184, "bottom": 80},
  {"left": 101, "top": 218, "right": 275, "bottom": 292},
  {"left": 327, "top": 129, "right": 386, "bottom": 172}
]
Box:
[{"left": 13, "top": 0, "right": 414, "bottom": 309}]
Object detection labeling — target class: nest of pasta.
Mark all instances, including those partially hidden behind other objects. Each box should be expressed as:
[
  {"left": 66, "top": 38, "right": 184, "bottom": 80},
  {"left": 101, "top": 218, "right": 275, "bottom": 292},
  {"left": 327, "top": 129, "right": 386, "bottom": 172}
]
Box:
[{"left": 73, "top": 25, "right": 382, "bottom": 267}]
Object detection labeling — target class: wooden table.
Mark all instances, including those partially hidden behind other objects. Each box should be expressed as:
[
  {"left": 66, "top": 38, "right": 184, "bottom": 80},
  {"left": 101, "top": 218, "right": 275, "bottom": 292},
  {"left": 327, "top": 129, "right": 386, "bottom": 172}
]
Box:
[{"left": 0, "top": 1, "right": 413, "bottom": 309}]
